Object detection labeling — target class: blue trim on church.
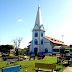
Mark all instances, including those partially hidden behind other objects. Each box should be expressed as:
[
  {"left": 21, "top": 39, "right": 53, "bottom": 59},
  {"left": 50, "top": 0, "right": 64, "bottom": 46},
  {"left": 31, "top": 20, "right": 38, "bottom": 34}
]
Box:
[
  {"left": 33, "top": 24, "right": 40, "bottom": 31},
  {"left": 39, "top": 52, "right": 45, "bottom": 54},
  {"left": 32, "top": 52, "right": 34, "bottom": 54},
  {"left": 48, "top": 52, "right": 52, "bottom": 53},
  {"left": 35, "top": 32, "right": 38, "bottom": 37},
  {"left": 35, "top": 24, "right": 40, "bottom": 28},
  {"left": 39, "top": 52, "right": 52, "bottom": 54},
  {"left": 34, "top": 39, "right": 38, "bottom": 45},
  {"left": 41, "top": 32, "right": 43, "bottom": 37},
  {"left": 45, "top": 48, "right": 48, "bottom": 53},
  {"left": 33, "top": 29, "right": 40, "bottom": 31},
  {"left": 41, "top": 39, "right": 43, "bottom": 45},
  {"left": 32, "top": 29, "right": 45, "bottom": 32}
]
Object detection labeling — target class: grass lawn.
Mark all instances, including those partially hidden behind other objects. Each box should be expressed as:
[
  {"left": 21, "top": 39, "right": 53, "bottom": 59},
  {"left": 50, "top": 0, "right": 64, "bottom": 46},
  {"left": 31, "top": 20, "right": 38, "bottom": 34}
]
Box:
[{"left": 0, "top": 56, "right": 67, "bottom": 72}]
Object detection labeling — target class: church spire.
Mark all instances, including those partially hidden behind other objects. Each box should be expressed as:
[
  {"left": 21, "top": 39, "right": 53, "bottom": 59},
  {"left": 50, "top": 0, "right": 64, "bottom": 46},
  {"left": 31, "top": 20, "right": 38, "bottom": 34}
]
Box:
[{"left": 35, "top": 4, "right": 43, "bottom": 25}]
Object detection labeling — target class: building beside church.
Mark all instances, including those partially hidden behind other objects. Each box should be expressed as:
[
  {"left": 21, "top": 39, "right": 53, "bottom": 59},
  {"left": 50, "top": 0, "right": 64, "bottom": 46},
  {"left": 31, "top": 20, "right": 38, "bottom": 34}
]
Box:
[{"left": 29, "top": 4, "right": 67, "bottom": 55}]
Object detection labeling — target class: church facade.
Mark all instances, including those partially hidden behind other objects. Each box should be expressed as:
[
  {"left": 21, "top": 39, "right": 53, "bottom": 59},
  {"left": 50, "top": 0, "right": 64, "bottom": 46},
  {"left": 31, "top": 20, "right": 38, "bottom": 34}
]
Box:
[{"left": 29, "top": 5, "right": 66, "bottom": 55}]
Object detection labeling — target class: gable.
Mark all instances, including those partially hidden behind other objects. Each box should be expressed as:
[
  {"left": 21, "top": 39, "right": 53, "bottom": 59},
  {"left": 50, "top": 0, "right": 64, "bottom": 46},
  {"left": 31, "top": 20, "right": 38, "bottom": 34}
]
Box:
[
  {"left": 34, "top": 24, "right": 39, "bottom": 29},
  {"left": 44, "top": 37, "right": 50, "bottom": 43},
  {"left": 40, "top": 25, "right": 44, "bottom": 30},
  {"left": 40, "top": 26, "right": 44, "bottom": 30}
]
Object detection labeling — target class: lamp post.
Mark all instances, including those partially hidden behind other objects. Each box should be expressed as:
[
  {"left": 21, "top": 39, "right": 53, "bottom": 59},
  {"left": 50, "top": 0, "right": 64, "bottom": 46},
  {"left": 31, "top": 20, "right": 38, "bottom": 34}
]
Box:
[{"left": 61, "top": 35, "right": 64, "bottom": 42}]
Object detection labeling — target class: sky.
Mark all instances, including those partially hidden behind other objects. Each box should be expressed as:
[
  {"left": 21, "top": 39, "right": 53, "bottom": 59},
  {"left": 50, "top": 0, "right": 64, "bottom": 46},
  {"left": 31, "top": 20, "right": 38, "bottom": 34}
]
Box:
[{"left": 0, "top": 0, "right": 72, "bottom": 48}]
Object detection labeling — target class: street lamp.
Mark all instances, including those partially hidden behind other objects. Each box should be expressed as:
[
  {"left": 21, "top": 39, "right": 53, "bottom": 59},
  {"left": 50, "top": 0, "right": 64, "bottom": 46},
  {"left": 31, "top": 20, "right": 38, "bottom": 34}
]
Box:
[{"left": 61, "top": 35, "right": 64, "bottom": 42}]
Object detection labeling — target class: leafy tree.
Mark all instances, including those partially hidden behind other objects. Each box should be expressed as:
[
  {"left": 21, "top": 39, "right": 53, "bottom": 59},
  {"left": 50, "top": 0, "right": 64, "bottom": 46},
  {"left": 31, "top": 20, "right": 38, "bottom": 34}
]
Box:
[{"left": 0, "top": 45, "right": 14, "bottom": 53}]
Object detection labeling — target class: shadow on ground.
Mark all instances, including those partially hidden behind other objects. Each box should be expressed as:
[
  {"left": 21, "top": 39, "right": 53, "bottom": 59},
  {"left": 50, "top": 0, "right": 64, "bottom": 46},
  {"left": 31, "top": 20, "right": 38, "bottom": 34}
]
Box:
[
  {"left": 62, "top": 64, "right": 69, "bottom": 67},
  {"left": 69, "top": 64, "right": 72, "bottom": 67},
  {"left": 55, "top": 68, "right": 63, "bottom": 71}
]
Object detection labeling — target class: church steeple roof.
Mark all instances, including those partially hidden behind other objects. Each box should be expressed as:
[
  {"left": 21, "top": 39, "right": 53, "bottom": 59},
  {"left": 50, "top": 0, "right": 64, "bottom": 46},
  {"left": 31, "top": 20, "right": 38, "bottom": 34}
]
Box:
[
  {"left": 35, "top": 4, "right": 43, "bottom": 25},
  {"left": 33, "top": 4, "right": 45, "bottom": 31}
]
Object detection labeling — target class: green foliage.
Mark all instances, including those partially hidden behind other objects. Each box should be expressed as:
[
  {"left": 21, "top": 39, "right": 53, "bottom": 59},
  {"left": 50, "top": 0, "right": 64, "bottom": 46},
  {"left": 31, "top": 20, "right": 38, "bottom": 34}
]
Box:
[
  {"left": 0, "top": 56, "right": 67, "bottom": 72},
  {"left": 24, "top": 47, "right": 29, "bottom": 52},
  {"left": 0, "top": 45, "right": 14, "bottom": 53}
]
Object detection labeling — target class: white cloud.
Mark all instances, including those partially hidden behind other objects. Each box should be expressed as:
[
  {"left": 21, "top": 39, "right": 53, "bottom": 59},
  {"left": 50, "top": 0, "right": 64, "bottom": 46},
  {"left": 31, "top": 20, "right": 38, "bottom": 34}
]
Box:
[
  {"left": 20, "top": 40, "right": 30, "bottom": 49},
  {"left": 17, "top": 19, "right": 23, "bottom": 21}
]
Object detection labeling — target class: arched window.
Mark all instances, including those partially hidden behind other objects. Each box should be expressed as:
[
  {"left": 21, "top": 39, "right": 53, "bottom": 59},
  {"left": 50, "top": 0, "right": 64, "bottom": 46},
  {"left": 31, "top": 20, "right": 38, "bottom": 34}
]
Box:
[
  {"left": 34, "top": 39, "right": 38, "bottom": 45},
  {"left": 45, "top": 48, "right": 48, "bottom": 53},
  {"left": 41, "top": 39, "right": 43, "bottom": 45},
  {"left": 35, "top": 32, "right": 38, "bottom": 37},
  {"left": 41, "top": 32, "right": 43, "bottom": 37}
]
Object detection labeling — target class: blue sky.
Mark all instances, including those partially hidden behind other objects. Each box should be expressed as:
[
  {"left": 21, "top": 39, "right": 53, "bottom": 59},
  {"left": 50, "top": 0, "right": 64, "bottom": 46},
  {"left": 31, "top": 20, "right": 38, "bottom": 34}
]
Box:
[{"left": 0, "top": 0, "right": 72, "bottom": 48}]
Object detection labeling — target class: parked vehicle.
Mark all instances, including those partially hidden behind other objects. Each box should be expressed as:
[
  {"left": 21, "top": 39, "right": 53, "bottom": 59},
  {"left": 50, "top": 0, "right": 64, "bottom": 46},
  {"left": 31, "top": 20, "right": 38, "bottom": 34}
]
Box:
[{"left": 57, "top": 49, "right": 71, "bottom": 64}]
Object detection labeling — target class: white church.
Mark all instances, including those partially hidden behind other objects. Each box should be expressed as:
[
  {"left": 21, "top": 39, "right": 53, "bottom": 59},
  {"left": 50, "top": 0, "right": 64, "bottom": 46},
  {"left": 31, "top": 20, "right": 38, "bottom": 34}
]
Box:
[{"left": 29, "top": 4, "right": 66, "bottom": 55}]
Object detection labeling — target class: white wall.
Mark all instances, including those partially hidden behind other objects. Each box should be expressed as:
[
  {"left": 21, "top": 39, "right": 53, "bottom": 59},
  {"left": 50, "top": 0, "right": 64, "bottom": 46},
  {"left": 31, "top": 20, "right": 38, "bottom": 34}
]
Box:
[
  {"left": 32, "top": 31, "right": 39, "bottom": 52},
  {"left": 32, "top": 30, "right": 45, "bottom": 53},
  {"left": 44, "top": 38, "right": 52, "bottom": 52}
]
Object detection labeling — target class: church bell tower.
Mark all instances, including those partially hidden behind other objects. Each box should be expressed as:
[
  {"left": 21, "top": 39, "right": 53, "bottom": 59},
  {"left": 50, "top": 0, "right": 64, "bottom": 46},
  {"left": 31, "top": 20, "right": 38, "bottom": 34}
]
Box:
[{"left": 32, "top": 4, "right": 45, "bottom": 55}]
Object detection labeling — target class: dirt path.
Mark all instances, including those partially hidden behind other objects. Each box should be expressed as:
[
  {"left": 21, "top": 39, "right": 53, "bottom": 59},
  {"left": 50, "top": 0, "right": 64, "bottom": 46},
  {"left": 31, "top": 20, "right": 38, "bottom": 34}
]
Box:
[
  {"left": 63, "top": 65, "right": 72, "bottom": 72},
  {"left": 0, "top": 58, "right": 2, "bottom": 61}
]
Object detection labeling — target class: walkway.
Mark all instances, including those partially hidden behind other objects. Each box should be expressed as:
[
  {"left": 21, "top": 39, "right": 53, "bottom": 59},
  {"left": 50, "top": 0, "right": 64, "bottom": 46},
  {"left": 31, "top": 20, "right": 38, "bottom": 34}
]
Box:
[{"left": 63, "top": 64, "right": 72, "bottom": 72}]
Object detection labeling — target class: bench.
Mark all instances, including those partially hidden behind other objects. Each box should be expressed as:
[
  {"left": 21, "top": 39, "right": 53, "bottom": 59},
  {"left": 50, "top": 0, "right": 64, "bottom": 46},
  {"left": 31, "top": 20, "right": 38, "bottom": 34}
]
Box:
[
  {"left": 2, "top": 65, "right": 20, "bottom": 72},
  {"left": 33, "top": 63, "right": 56, "bottom": 72}
]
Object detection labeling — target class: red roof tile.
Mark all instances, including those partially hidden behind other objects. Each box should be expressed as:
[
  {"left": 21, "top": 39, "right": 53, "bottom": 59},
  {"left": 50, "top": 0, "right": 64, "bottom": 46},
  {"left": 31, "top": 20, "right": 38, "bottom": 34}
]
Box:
[{"left": 45, "top": 36, "right": 67, "bottom": 45}]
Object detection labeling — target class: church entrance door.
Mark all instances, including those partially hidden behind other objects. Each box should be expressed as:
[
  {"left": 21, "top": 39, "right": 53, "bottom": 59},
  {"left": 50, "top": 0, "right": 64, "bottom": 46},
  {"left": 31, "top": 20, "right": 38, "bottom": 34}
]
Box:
[
  {"left": 45, "top": 48, "right": 48, "bottom": 53},
  {"left": 34, "top": 48, "right": 38, "bottom": 56}
]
